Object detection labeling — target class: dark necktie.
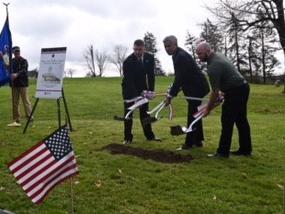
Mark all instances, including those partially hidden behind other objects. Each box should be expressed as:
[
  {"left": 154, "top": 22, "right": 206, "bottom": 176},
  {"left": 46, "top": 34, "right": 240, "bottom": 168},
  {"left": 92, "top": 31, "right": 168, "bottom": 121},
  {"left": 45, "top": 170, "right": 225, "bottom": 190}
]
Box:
[{"left": 138, "top": 58, "right": 143, "bottom": 65}]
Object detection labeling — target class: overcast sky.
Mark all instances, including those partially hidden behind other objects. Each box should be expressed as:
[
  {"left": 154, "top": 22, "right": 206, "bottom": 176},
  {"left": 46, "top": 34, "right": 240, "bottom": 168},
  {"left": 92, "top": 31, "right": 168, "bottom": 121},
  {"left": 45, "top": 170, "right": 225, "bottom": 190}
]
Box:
[{"left": 0, "top": 0, "right": 254, "bottom": 76}]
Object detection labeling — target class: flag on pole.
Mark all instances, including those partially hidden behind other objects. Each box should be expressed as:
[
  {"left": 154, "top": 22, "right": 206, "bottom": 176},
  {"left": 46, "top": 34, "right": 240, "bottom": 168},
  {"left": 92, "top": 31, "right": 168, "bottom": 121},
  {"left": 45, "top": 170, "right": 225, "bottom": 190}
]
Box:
[
  {"left": 7, "top": 126, "right": 78, "bottom": 204},
  {"left": 0, "top": 14, "right": 12, "bottom": 86}
]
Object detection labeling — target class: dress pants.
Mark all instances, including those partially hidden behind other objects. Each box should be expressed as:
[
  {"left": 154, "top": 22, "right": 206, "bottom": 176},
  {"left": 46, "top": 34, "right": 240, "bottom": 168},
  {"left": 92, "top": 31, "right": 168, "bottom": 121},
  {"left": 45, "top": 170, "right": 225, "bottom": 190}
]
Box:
[
  {"left": 11, "top": 87, "right": 32, "bottom": 122},
  {"left": 184, "top": 100, "right": 204, "bottom": 146},
  {"left": 124, "top": 102, "right": 155, "bottom": 141},
  {"left": 217, "top": 83, "right": 252, "bottom": 156}
]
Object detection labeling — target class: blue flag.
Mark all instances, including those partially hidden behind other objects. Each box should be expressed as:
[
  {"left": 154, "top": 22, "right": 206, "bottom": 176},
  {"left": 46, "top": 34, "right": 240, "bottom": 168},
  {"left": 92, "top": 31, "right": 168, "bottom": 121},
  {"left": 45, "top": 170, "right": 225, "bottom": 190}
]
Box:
[{"left": 0, "top": 15, "right": 12, "bottom": 86}]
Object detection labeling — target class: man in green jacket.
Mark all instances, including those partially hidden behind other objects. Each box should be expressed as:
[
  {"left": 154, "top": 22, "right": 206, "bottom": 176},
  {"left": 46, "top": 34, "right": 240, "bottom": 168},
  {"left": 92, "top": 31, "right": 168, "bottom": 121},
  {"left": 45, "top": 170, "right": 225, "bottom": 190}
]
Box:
[{"left": 196, "top": 42, "right": 252, "bottom": 158}]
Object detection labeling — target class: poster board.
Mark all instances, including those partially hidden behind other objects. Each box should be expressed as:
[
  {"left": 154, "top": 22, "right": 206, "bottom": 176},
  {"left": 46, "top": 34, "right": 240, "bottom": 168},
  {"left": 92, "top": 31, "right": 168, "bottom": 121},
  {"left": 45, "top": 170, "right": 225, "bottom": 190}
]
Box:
[{"left": 35, "top": 47, "right": 67, "bottom": 99}]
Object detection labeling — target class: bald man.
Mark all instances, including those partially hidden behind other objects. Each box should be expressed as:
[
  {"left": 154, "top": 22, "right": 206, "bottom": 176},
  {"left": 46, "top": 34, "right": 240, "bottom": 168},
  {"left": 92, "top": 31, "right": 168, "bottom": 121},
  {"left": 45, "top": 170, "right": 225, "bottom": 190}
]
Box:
[{"left": 196, "top": 42, "right": 252, "bottom": 158}]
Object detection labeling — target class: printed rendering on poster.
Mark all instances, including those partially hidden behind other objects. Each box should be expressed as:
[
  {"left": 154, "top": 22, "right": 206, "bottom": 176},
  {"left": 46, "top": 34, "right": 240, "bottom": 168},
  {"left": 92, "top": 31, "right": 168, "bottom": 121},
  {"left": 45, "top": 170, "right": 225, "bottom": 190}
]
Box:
[{"left": 35, "top": 47, "right": 67, "bottom": 99}]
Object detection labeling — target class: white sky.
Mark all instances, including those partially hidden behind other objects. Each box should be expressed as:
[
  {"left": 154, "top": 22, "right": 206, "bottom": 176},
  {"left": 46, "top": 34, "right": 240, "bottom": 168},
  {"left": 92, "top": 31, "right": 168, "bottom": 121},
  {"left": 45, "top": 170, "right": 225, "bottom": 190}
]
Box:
[{"left": 1, "top": 0, "right": 283, "bottom": 76}]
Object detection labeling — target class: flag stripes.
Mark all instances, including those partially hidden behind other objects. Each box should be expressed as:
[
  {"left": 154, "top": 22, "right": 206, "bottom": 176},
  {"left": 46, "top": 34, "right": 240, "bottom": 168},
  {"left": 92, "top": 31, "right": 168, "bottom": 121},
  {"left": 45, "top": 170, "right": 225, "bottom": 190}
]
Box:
[{"left": 8, "top": 126, "right": 78, "bottom": 204}]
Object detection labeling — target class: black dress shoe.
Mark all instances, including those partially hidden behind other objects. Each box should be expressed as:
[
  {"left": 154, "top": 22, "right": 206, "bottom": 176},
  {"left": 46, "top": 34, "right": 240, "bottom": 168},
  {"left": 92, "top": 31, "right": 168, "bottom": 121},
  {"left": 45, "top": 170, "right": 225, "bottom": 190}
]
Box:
[
  {"left": 176, "top": 144, "right": 192, "bottom": 151},
  {"left": 123, "top": 140, "right": 132, "bottom": 145},
  {"left": 183, "top": 142, "right": 203, "bottom": 148},
  {"left": 147, "top": 137, "right": 161, "bottom": 142},
  {"left": 230, "top": 150, "right": 251, "bottom": 156},
  {"left": 194, "top": 142, "right": 203, "bottom": 147}
]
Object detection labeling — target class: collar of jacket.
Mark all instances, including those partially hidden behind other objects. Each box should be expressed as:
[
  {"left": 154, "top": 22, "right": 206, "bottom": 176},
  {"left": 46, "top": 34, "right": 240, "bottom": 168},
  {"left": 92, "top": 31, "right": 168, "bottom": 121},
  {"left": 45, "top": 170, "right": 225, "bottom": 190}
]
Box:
[
  {"left": 207, "top": 52, "right": 216, "bottom": 65},
  {"left": 132, "top": 53, "right": 145, "bottom": 61},
  {"left": 172, "top": 47, "right": 182, "bottom": 60}
]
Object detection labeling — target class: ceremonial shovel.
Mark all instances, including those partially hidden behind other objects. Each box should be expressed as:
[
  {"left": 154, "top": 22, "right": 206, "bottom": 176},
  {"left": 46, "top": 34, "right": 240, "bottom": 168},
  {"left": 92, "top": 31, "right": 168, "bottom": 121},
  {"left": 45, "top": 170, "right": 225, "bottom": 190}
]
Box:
[{"left": 142, "top": 101, "right": 173, "bottom": 125}]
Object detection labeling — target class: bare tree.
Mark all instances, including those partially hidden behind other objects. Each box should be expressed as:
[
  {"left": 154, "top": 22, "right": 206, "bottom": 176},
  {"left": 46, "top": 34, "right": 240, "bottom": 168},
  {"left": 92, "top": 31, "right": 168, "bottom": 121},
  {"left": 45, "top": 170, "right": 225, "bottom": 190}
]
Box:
[
  {"left": 84, "top": 44, "right": 96, "bottom": 77},
  {"left": 95, "top": 50, "right": 108, "bottom": 77},
  {"left": 67, "top": 69, "right": 75, "bottom": 78},
  {"left": 110, "top": 45, "right": 128, "bottom": 76},
  {"left": 206, "top": 0, "right": 285, "bottom": 92}
]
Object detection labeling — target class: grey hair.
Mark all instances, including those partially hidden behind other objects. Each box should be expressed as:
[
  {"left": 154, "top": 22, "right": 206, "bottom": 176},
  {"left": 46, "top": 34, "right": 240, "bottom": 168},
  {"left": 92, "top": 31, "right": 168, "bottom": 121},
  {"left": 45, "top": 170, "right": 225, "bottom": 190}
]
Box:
[{"left": 163, "top": 35, "right": 178, "bottom": 45}]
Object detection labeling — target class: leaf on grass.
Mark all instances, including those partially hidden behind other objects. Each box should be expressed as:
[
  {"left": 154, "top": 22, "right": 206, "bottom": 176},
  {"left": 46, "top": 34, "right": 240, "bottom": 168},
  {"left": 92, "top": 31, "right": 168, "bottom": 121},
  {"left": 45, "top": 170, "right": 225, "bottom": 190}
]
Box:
[
  {"left": 95, "top": 180, "right": 102, "bottom": 188},
  {"left": 118, "top": 169, "right": 122, "bottom": 174},
  {"left": 277, "top": 184, "right": 284, "bottom": 190},
  {"left": 241, "top": 172, "right": 248, "bottom": 179}
]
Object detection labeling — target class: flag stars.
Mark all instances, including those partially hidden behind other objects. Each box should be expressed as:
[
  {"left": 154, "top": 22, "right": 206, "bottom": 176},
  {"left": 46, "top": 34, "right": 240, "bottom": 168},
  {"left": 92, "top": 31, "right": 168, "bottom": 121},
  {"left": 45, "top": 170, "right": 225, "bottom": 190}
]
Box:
[{"left": 45, "top": 127, "right": 73, "bottom": 160}]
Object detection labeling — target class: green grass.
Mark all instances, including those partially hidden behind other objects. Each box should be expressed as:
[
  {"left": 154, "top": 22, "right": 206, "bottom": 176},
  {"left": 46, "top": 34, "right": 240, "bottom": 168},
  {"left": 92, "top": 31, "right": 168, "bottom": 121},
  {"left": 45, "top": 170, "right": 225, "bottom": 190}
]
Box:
[{"left": 0, "top": 77, "right": 284, "bottom": 213}]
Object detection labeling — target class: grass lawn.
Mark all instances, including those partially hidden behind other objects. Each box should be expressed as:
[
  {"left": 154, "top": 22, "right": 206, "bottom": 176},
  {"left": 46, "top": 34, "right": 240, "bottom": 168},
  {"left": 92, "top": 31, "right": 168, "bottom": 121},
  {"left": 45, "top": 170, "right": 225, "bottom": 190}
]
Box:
[{"left": 0, "top": 77, "right": 284, "bottom": 213}]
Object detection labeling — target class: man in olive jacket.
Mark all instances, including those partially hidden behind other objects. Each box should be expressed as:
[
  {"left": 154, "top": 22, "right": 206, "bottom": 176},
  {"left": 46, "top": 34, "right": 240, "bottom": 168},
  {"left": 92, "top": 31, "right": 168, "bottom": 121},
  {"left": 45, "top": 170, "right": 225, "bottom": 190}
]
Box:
[
  {"left": 196, "top": 42, "right": 252, "bottom": 158},
  {"left": 121, "top": 39, "right": 159, "bottom": 144},
  {"left": 163, "top": 35, "right": 210, "bottom": 150},
  {"left": 8, "top": 46, "right": 32, "bottom": 127}
]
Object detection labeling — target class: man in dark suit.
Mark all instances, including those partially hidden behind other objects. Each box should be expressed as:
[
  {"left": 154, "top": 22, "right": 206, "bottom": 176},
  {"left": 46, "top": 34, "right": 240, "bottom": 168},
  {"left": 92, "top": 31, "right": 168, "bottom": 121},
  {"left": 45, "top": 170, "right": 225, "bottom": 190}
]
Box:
[
  {"left": 121, "top": 39, "right": 160, "bottom": 144},
  {"left": 163, "top": 35, "right": 210, "bottom": 150}
]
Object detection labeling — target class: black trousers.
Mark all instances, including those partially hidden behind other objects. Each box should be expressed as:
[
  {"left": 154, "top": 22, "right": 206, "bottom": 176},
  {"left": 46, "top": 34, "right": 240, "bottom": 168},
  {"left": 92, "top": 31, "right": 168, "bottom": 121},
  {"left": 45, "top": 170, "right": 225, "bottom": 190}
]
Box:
[
  {"left": 217, "top": 83, "right": 252, "bottom": 155},
  {"left": 185, "top": 100, "right": 204, "bottom": 145},
  {"left": 124, "top": 102, "right": 155, "bottom": 141}
]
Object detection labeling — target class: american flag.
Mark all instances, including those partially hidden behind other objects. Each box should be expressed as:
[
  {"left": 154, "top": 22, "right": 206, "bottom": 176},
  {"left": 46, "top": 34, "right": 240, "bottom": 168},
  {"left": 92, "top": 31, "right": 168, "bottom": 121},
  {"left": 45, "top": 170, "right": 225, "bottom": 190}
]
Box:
[{"left": 7, "top": 126, "right": 78, "bottom": 204}]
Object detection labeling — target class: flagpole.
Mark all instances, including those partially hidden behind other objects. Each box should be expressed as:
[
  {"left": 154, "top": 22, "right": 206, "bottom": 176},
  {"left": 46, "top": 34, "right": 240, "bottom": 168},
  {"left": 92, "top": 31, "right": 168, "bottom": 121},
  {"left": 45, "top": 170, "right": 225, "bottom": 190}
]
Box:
[
  {"left": 69, "top": 119, "right": 75, "bottom": 214},
  {"left": 3, "top": 3, "right": 10, "bottom": 20},
  {"left": 3, "top": 3, "right": 10, "bottom": 11},
  {"left": 69, "top": 178, "right": 75, "bottom": 214}
]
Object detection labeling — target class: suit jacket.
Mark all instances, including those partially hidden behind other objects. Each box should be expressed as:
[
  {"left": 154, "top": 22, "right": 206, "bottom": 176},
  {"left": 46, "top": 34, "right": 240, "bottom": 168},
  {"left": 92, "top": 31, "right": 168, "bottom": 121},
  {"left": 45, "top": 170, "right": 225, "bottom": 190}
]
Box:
[
  {"left": 169, "top": 47, "right": 209, "bottom": 98},
  {"left": 11, "top": 56, "right": 29, "bottom": 87},
  {"left": 122, "top": 52, "right": 155, "bottom": 100}
]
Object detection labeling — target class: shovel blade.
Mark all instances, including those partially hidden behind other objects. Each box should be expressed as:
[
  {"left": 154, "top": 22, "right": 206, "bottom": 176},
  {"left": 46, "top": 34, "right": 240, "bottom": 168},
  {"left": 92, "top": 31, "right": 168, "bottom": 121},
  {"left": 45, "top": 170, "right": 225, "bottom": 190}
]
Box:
[
  {"left": 170, "top": 125, "right": 186, "bottom": 135},
  {"left": 114, "top": 115, "right": 129, "bottom": 121}
]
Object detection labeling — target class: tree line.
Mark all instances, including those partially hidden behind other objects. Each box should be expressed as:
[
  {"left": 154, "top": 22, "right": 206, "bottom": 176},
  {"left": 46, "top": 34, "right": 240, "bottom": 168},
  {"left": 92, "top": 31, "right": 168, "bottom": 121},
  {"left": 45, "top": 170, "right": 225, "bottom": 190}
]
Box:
[
  {"left": 84, "top": 0, "right": 284, "bottom": 90},
  {"left": 204, "top": 0, "right": 285, "bottom": 92},
  {"left": 29, "top": 0, "right": 285, "bottom": 92},
  {"left": 83, "top": 32, "right": 165, "bottom": 77},
  {"left": 185, "top": 18, "right": 280, "bottom": 84}
]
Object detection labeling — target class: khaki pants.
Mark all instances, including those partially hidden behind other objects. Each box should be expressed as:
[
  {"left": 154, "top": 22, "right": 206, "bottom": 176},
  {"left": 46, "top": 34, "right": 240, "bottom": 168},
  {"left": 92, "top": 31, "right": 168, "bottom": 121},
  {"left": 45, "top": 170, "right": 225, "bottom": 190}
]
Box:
[{"left": 11, "top": 87, "right": 32, "bottom": 122}]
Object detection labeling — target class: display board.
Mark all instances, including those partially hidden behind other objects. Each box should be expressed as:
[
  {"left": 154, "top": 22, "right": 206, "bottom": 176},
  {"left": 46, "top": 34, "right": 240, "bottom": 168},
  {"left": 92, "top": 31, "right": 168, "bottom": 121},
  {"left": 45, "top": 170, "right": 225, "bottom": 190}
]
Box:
[{"left": 35, "top": 47, "right": 67, "bottom": 99}]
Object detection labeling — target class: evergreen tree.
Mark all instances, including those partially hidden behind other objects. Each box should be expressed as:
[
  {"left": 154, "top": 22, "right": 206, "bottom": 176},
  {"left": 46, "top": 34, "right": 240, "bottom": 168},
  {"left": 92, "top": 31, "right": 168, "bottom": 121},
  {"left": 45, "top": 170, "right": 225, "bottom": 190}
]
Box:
[
  {"left": 248, "top": 25, "right": 280, "bottom": 83},
  {"left": 143, "top": 32, "right": 165, "bottom": 76},
  {"left": 185, "top": 31, "right": 197, "bottom": 61},
  {"left": 200, "top": 19, "right": 223, "bottom": 52},
  {"left": 225, "top": 14, "right": 248, "bottom": 75}
]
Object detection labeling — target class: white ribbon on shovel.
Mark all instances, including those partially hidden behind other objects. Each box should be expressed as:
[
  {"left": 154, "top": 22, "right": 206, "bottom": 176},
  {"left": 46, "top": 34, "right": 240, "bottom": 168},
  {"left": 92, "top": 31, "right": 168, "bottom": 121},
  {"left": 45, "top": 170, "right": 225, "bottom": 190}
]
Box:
[
  {"left": 181, "top": 95, "right": 224, "bottom": 133},
  {"left": 170, "top": 95, "right": 224, "bottom": 135},
  {"left": 181, "top": 104, "right": 208, "bottom": 133},
  {"left": 125, "top": 97, "right": 149, "bottom": 119},
  {"left": 147, "top": 101, "right": 173, "bottom": 122}
]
